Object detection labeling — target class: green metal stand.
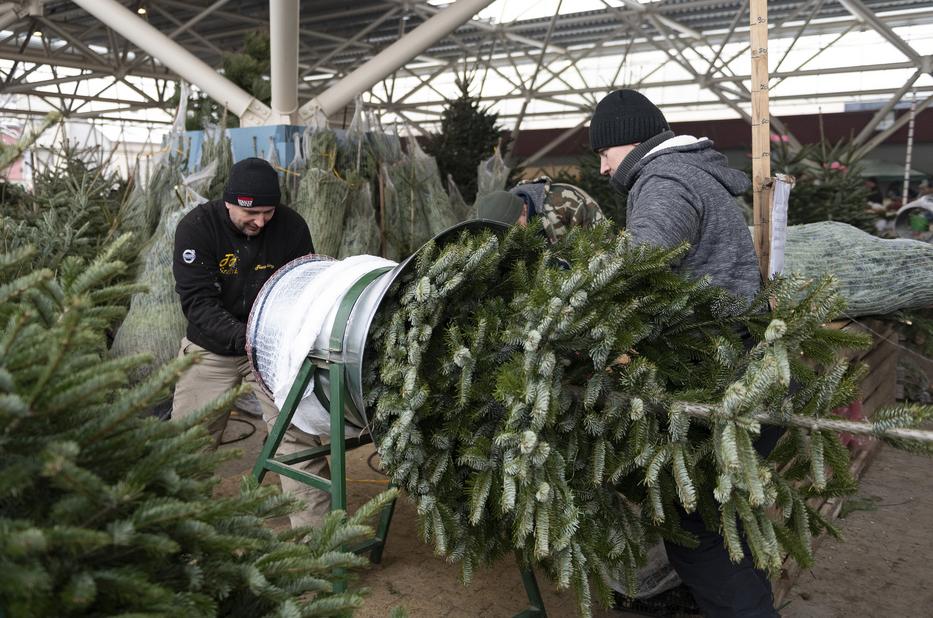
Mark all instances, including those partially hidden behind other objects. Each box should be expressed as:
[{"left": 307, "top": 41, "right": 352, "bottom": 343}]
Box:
[
  {"left": 517, "top": 565, "right": 547, "bottom": 617},
  {"left": 252, "top": 267, "right": 397, "bottom": 584},
  {"left": 251, "top": 266, "right": 546, "bottom": 614}
]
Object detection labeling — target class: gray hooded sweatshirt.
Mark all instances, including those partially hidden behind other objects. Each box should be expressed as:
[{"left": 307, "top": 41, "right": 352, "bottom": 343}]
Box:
[{"left": 616, "top": 135, "right": 761, "bottom": 302}]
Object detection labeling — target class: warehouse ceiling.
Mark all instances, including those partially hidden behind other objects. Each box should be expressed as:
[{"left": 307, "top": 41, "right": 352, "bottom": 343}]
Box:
[{"left": 1, "top": 0, "right": 932, "bottom": 150}]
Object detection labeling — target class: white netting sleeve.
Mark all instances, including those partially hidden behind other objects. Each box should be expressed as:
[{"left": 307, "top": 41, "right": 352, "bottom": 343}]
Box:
[
  {"left": 784, "top": 221, "right": 933, "bottom": 316},
  {"left": 247, "top": 254, "right": 397, "bottom": 436}
]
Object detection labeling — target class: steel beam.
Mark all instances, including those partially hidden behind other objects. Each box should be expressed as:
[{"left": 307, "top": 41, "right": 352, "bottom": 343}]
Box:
[
  {"left": 155, "top": 0, "right": 372, "bottom": 50},
  {"left": 510, "top": 1, "right": 562, "bottom": 149},
  {"left": 299, "top": 0, "right": 494, "bottom": 123},
  {"left": 300, "top": 7, "right": 400, "bottom": 79},
  {"left": 837, "top": 0, "right": 924, "bottom": 66},
  {"left": 370, "top": 57, "right": 922, "bottom": 113},
  {"left": 148, "top": 4, "right": 225, "bottom": 58},
  {"left": 168, "top": 0, "right": 233, "bottom": 39},
  {"left": 6, "top": 5, "right": 931, "bottom": 93},
  {"left": 856, "top": 92, "right": 933, "bottom": 158},
  {"left": 2, "top": 70, "right": 104, "bottom": 92},
  {"left": 70, "top": 0, "right": 271, "bottom": 125},
  {"left": 853, "top": 70, "right": 922, "bottom": 146},
  {"left": 520, "top": 117, "right": 588, "bottom": 168}
]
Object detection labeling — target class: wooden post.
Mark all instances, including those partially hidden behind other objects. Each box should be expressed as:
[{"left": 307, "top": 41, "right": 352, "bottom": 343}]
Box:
[{"left": 750, "top": 0, "right": 772, "bottom": 280}]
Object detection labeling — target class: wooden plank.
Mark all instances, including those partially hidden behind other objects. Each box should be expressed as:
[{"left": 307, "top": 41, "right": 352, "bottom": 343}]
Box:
[
  {"left": 750, "top": 0, "right": 771, "bottom": 280},
  {"left": 862, "top": 365, "right": 898, "bottom": 419},
  {"left": 838, "top": 320, "right": 894, "bottom": 364},
  {"left": 858, "top": 346, "right": 899, "bottom": 411},
  {"left": 858, "top": 332, "right": 898, "bottom": 371}
]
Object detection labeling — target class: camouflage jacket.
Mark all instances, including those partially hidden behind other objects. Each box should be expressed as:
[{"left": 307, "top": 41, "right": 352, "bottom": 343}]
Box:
[{"left": 512, "top": 176, "right": 607, "bottom": 243}]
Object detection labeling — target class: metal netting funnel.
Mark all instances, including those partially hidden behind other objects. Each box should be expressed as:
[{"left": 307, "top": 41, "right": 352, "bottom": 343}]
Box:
[
  {"left": 342, "top": 220, "right": 509, "bottom": 420},
  {"left": 247, "top": 219, "right": 509, "bottom": 433}
]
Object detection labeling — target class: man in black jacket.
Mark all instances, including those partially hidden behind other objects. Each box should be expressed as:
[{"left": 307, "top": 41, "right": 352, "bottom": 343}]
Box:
[{"left": 172, "top": 157, "right": 331, "bottom": 528}]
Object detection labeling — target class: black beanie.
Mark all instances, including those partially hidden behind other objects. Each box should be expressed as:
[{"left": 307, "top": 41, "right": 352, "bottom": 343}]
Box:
[
  {"left": 589, "top": 89, "right": 670, "bottom": 152},
  {"left": 223, "top": 157, "right": 281, "bottom": 208}
]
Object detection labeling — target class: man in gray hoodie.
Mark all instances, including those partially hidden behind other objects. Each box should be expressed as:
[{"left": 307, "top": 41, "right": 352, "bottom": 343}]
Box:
[{"left": 591, "top": 89, "right": 779, "bottom": 617}]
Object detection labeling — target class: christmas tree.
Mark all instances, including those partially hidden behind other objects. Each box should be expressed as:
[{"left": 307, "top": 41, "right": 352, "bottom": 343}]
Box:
[
  {"left": 366, "top": 222, "right": 932, "bottom": 616},
  {"left": 424, "top": 79, "right": 503, "bottom": 204},
  {"left": 178, "top": 32, "right": 271, "bottom": 129},
  {"left": 1, "top": 139, "right": 131, "bottom": 280},
  {"left": 745, "top": 136, "right": 875, "bottom": 232},
  {"left": 0, "top": 235, "right": 396, "bottom": 616}
]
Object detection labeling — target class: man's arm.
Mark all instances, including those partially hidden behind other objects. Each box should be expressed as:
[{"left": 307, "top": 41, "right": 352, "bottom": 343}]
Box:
[
  {"left": 626, "top": 175, "right": 700, "bottom": 260},
  {"left": 173, "top": 216, "right": 248, "bottom": 354}
]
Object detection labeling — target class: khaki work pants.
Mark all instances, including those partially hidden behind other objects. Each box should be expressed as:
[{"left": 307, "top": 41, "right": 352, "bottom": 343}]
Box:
[{"left": 171, "top": 337, "right": 331, "bottom": 528}]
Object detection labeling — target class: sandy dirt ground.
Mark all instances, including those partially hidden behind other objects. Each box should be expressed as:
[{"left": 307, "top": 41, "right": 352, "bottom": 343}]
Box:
[
  {"left": 780, "top": 445, "right": 933, "bottom": 618},
  {"left": 215, "top": 414, "right": 933, "bottom": 618}
]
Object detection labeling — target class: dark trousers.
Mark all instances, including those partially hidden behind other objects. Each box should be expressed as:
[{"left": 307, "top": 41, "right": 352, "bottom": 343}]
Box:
[{"left": 664, "top": 424, "right": 783, "bottom": 618}]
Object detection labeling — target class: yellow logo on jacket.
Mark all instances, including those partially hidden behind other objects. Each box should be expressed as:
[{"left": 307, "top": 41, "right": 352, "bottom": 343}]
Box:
[
  {"left": 254, "top": 263, "right": 275, "bottom": 271},
  {"left": 219, "top": 253, "right": 238, "bottom": 275}
]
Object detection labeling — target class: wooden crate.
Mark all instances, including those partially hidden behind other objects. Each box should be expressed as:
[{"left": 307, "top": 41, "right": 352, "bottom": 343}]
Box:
[{"left": 772, "top": 319, "right": 898, "bottom": 606}]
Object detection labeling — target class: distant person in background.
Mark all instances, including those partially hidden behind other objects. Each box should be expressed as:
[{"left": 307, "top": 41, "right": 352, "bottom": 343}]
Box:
[
  {"left": 172, "top": 157, "right": 331, "bottom": 530},
  {"left": 475, "top": 177, "right": 606, "bottom": 240},
  {"left": 865, "top": 177, "right": 884, "bottom": 205},
  {"left": 918, "top": 178, "right": 932, "bottom": 197}
]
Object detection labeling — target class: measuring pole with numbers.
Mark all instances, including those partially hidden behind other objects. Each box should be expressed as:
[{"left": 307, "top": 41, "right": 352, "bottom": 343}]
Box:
[{"left": 750, "top": 0, "right": 773, "bottom": 280}]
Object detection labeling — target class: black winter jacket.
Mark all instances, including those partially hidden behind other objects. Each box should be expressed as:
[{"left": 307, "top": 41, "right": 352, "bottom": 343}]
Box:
[{"left": 173, "top": 199, "right": 313, "bottom": 356}]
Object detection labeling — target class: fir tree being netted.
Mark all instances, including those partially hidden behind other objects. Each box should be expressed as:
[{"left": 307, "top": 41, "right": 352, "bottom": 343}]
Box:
[
  {"left": 424, "top": 79, "right": 503, "bottom": 204},
  {"left": 0, "top": 237, "right": 396, "bottom": 616},
  {"left": 364, "top": 223, "right": 932, "bottom": 615}
]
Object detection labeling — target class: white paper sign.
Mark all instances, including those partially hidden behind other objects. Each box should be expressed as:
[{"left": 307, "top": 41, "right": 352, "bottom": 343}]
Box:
[{"left": 769, "top": 174, "right": 795, "bottom": 277}]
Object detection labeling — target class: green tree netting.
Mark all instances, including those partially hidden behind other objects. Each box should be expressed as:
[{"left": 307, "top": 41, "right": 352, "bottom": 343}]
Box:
[
  {"left": 339, "top": 173, "right": 381, "bottom": 258},
  {"left": 284, "top": 131, "right": 306, "bottom": 208},
  {"left": 199, "top": 123, "right": 232, "bottom": 200},
  {"left": 263, "top": 135, "right": 286, "bottom": 197},
  {"left": 447, "top": 175, "right": 475, "bottom": 222},
  {"left": 337, "top": 103, "right": 378, "bottom": 182},
  {"left": 110, "top": 162, "right": 217, "bottom": 377},
  {"left": 296, "top": 167, "right": 349, "bottom": 257},
  {"left": 122, "top": 155, "right": 176, "bottom": 243},
  {"left": 366, "top": 113, "right": 403, "bottom": 166},
  {"left": 784, "top": 221, "right": 933, "bottom": 316},
  {"left": 305, "top": 126, "right": 338, "bottom": 171},
  {"left": 476, "top": 146, "right": 511, "bottom": 203},
  {"left": 381, "top": 136, "right": 459, "bottom": 260}
]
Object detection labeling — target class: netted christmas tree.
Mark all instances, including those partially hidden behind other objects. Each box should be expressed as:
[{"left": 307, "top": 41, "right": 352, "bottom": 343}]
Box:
[
  {"left": 365, "top": 222, "right": 932, "bottom": 616},
  {"left": 0, "top": 236, "right": 396, "bottom": 616}
]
